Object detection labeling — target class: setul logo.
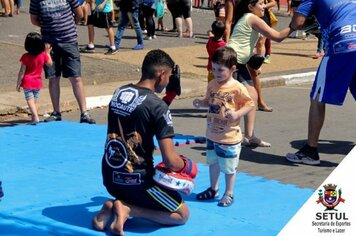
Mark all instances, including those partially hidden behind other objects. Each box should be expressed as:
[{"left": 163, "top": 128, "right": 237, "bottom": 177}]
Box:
[{"left": 316, "top": 184, "right": 345, "bottom": 211}]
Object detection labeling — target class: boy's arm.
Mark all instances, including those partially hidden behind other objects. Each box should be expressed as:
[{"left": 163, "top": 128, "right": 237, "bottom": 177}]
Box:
[
  {"left": 193, "top": 98, "right": 209, "bottom": 108},
  {"left": 16, "top": 64, "right": 26, "bottom": 92}
]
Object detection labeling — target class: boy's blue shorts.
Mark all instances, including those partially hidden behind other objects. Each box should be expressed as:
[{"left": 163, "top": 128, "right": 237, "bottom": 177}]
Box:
[{"left": 311, "top": 51, "right": 356, "bottom": 105}]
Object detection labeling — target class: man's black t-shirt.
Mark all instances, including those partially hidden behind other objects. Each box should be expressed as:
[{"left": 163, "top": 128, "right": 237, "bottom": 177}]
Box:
[{"left": 102, "top": 84, "right": 174, "bottom": 188}]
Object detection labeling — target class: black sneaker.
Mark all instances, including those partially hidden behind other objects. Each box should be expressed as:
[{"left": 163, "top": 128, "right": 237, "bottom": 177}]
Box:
[
  {"left": 286, "top": 144, "right": 320, "bottom": 165},
  {"left": 80, "top": 111, "right": 96, "bottom": 124},
  {"left": 104, "top": 47, "right": 118, "bottom": 55},
  {"left": 80, "top": 45, "right": 95, "bottom": 53},
  {"left": 44, "top": 112, "right": 62, "bottom": 122}
]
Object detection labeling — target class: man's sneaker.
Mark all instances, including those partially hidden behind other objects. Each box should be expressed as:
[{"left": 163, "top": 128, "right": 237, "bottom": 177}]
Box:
[
  {"left": 104, "top": 47, "right": 118, "bottom": 55},
  {"left": 264, "top": 55, "right": 271, "bottom": 64},
  {"left": 132, "top": 44, "right": 144, "bottom": 50},
  {"left": 44, "top": 112, "right": 62, "bottom": 122},
  {"left": 286, "top": 144, "right": 320, "bottom": 165},
  {"left": 80, "top": 45, "right": 95, "bottom": 53},
  {"left": 144, "top": 36, "right": 152, "bottom": 40},
  {"left": 80, "top": 111, "right": 96, "bottom": 124}
]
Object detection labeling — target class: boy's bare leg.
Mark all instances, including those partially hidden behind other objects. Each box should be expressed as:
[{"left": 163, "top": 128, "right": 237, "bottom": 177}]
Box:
[
  {"left": 225, "top": 173, "right": 236, "bottom": 196},
  {"left": 92, "top": 200, "right": 114, "bottom": 231},
  {"left": 209, "top": 162, "right": 220, "bottom": 191}
]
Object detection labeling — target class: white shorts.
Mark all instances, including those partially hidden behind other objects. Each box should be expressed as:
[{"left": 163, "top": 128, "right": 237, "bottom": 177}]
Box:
[{"left": 206, "top": 139, "right": 241, "bottom": 174}]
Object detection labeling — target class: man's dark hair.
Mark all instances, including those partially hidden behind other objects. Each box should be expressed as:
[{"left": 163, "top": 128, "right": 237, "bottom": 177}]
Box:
[
  {"left": 212, "top": 20, "right": 225, "bottom": 40},
  {"left": 141, "top": 49, "right": 175, "bottom": 79},
  {"left": 211, "top": 46, "right": 238, "bottom": 68},
  {"left": 25, "top": 32, "right": 45, "bottom": 56}
]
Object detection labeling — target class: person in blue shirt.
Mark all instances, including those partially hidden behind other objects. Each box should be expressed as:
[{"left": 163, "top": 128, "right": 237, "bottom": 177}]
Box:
[
  {"left": 286, "top": 0, "right": 356, "bottom": 165},
  {"left": 80, "top": 0, "right": 118, "bottom": 55}
]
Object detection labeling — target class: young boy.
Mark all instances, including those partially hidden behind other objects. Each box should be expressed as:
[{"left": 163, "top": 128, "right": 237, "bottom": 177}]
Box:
[
  {"left": 80, "top": 0, "right": 117, "bottom": 55},
  {"left": 193, "top": 46, "right": 254, "bottom": 207},
  {"left": 206, "top": 20, "right": 226, "bottom": 82},
  {"left": 92, "top": 49, "right": 196, "bottom": 235}
]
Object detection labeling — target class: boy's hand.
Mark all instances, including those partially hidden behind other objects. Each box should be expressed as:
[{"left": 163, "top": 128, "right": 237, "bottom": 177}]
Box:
[
  {"left": 193, "top": 99, "right": 201, "bottom": 108},
  {"left": 16, "top": 84, "right": 21, "bottom": 92},
  {"left": 225, "top": 109, "right": 241, "bottom": 122}
]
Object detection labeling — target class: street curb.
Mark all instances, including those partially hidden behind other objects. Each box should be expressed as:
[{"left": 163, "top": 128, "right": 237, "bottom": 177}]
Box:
[
  {"left": 0, "top": 72, "right": 316, "bottom": 118},
  {"left": 85, "top": 71, "right": 316, "bottom": 110}
]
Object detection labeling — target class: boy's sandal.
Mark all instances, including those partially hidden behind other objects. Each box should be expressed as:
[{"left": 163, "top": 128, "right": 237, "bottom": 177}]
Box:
[
  {"left": 218, "top": 194, "right": 234, "bottom": 207},
  {"left": 196, "top": 187, "right": 219, "bottom": 200}
]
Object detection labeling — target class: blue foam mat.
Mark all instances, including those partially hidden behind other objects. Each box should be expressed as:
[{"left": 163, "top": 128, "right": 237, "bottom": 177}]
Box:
[{"left": 0, "top": 122, "right": 314, "bottom": 235}]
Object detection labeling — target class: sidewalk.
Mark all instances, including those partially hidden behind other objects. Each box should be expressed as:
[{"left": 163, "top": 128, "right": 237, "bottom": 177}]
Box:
[{"left": 0, "top": 36, "right": 321, "bottom": 118}]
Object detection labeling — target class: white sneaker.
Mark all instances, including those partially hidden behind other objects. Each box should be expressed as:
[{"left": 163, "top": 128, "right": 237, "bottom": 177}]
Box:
[{"left": 144, "top": 36, "right": 152, "bottom": 40}]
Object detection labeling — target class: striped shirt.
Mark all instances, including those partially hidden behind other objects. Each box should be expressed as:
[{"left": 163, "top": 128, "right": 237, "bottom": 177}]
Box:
[{"left": 30, "top": 0, "right": 80, "bottom": 43}]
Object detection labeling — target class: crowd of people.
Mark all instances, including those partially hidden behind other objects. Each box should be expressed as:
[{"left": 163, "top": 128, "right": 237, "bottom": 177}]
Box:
[{"left": 4, "top": 0, "right": 355, "bottom": 235}]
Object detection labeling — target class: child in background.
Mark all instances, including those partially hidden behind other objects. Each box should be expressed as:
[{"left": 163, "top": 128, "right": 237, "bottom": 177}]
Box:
[
  {"left": 80, "top": 0, "right": 117, "bottom": 55},
  {"left": 16, "top": 32, "right": 52, "bottom": 125},
  {"left": 207, "top": 20, "right": 226, "bottom": 82},
  {"left": 193, "top": 47, "right": 254, "bottom": 207}
]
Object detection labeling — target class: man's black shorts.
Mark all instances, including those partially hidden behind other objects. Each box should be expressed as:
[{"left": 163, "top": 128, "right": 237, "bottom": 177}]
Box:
[{"left": 88, "top": 11, "right": 113, "bottom": 29}]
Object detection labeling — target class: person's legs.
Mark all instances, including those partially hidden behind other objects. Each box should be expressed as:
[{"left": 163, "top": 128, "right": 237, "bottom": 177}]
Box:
[
  {"left": 143, "top": 5, "right": 155, "bottom": 37},
  {"left": 184, "top": 17, "right": 193, "bottom": 37},
  {"left": 110, "top": 199, "right": 189, "bottom": 235},
  {"left": 24, "top": 90, "right": 40, "bottom": 123},
  {"left": 307, "top": 96, "right": 325, "bottom": 148},
  {"left": 167, "top": 3, "right": 177, "bottom": 31},
  {"left": 69, "top": 76, "right": 87, "bottom": 113},
  {"left": 209, "top": 162, "right": 220, "bottom": 191},
  {"left": 224, "top": 173, "right": 235, "bottom": 196},
  {"left": 93, "top": 200, "right": 114, "bottom": 231},
  {"left": 48, "top": 76, "right": 61, "bottom": 114},
  {"left": 127, "top": 10, "right": 144, "bottom": 46},
  {"left": 243, "top": 84, "right": 271, "bottom": 147},
  {"left": 243, "top": 83, "right": 257, "bottom": 138},
  {"left": 82, "top": 2, "right": 88, "bottom": 25},
  {"left": 115, "top": 9, "right": 129, "bottom": 48},
  {"left": 175, "top": 17, "right": 183, "bottom": 37},
  {"left": 88, "top": 24, "right": 95, "bottom": 45},
  {"left": 106, "top": 27, "right": 115, "bottom": 47},
  {"left": 248, "top": 65, "right": 272, "bottom": 111}
]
